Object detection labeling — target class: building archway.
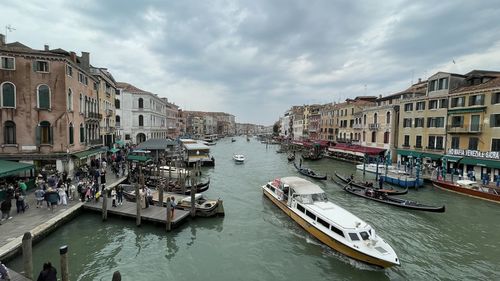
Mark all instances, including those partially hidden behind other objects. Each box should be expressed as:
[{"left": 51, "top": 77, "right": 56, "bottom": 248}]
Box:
[{"left": 136, "top": 133, "right": 146, "bottom": 144}]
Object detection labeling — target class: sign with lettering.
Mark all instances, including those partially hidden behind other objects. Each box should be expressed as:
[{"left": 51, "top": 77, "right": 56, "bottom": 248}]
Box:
[{"left": 448, "top": 149, "right": 500, "bottom": 160}]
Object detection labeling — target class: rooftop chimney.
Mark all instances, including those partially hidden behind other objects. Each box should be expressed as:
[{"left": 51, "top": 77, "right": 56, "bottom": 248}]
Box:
[
  {"left": 69, "top": 51, "right": 77, "bottom": 63},
  {"left": 80, "top": 51, "right": 90, "bottom": 70},
  {"left": 0, "top": 34, "right": 5, "bottom": 46},
  {"left": 418, "top": 78, "right": 422, "bottom": 83},
  {"left": 44, "top": 45, "right": 49, "bottom": 51}
]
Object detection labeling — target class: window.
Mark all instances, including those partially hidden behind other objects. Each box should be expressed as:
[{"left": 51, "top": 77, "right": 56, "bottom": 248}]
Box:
[
  {"left": 383, "top": 132, "right": 389, "bottom": 144},
  {"left": 37, "top": 85, "right": 51, "bottom": 109},
  {"left": 138, "top": 115, "right": 144, "bottom": 126},
  {"left": 359, "top": 231, "right": 370, "bottom": 240},
  {"left": 404, "top": 103, "right": 413, "bottom": 112},
  {"left": 125, "top": 134, "right": 131, "bottom": 140},
  {"left": 428, "top": 136, "right": 444, "bottom": 149},
  {"left": 415, "top": 136, "right": 422, "bottom": 148},
  {"left": 451, "top": 137, "right": 460, "bottom": 149},
  {"left": 429, "top": 100, "right": 438, "bottom": 109},
  {"left": 1, "top": 56, "right": 15, "bottom": 70},
  {"left": 403, "top": 135, "right": 410, "bottom": 147},
  {"left": 403, "top": 118, "right": 412, "bottom": 128},
  {"left": 469, "top": 137, "right": 478, "bottom": 150},
  {"left": 414, "top": 118, "right": 424, "bottom": 128},
  {"left": 371, "top": 131, "right": 376, "bottom": 142},
  {"left": 78, "top": 73, "right": 85, "bottom": 83},
  {"left": 34, "top": 60, "right": 49, "bottom": 72},
  {"left": 362, "top": 131, "right": 365, "bottom": 142},
  {"left": 492, "top": 139, "right": 500, "bottom": 152},
  {"left": 373, "top": 113, "right": 378, "bottom": 124},
  {"left": 84, "top": 76, "right": 88, "bottom": 85},
  {"left": 363, "top": 115, "right": 367, "bottom": 125},
  {"left": 439, "top": 99, "right": 448, "bottom": 108},
  {"left": 427, "top": 117, "right": 444, "bottom": 128},
  {"left": 317, "top": 217, "right": 330, "bottom": 228},
  {"left": 79, "top": 94, "right": 83, "bottom": 113},
  {"left": 429, "top": 80, "right": 437, "bottom": 92},
  {"left": 469, "top": 94, "right": 484, "bottom": 106},
  {"left": 138, "top": 98, "right": 144, "bottom": 109},
  {"left": 1, "top": 82, "right": 16, "bottom": 108},
  {"left": 66, "top": 65, "right": 73, "bottom": 77},
  {"left": 451, "top": 97, "right": 465, "bottom": 108},
  {"left": 386, "top": 112, "right": 390, "bottom": 124},
  {"left": 4, "top": 121, "right": 16, "bottom": 144},
  {"left": 490, "top": 114, "right": 500, "bottom": 127},
  {"left": 349, "top": 233, "right": 360, "bottom": 241},
  {"left": 93, "top": 82, "right": 98, "bottom": 91},
  {"left": 438, "top": 78, "right": 448, "bottom": 90},
  {"left": 305, "top": 210, "right": 316, "bottom": 220},
  {"left": 491, "top": 93, "right": 500, "bottom": 105},
  {"left": 79, "top": 124, "right": 85, "bottom": 143},
  {"left": 416, "top": 101, "right": 425, "bottom": 110},
  {"left": 67, "top": 89, "right": 73, "bottom": 111},
  {"left": 37, "top": 121, "right": 52, "bottom": 144},
  {"left": 451, "top": 116, "right": 464, "bottom": 127},
  {"left": 69, "top": 123, "right": 74, "bottom": 145},
  {"left": 330, "top": 225, "right": 344, "bottom": 237}
]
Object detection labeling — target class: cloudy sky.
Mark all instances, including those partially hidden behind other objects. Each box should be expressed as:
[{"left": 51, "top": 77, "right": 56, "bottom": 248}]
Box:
[{"left": 3, "top": 0, "right": 500, "bottom": 124}]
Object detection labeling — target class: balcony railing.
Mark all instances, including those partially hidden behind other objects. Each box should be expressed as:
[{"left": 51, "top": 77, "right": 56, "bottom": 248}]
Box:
[
  {"left": 353, "top": 124, "right": 363, "bottom": 129},
  {"left": 88, "top": 139, "right": 102, "bottom": 146},
  {"left": 105, "top": 109, "right": 113, "bottom": 117},
  {"left": 85, "top": 112, "right": 102, "bottom": 119},
  {"left": 368, "top": 123, "right": 379, "bottom": 130},
  {"left": 115, "top": 122, "right": 121, "bottom": 128},
  {"left": 447, "top": 124, "right": 482, "bottom": 133}
]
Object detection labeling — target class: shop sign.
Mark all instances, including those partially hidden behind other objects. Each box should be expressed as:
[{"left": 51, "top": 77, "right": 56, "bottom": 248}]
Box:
[{"left": 448, "top": 149, "right": 500, "bottom": 160}]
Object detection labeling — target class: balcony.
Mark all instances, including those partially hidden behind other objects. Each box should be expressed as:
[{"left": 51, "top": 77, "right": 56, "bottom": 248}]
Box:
[
  {"left": 368, "top": 123, "right": 379, "bottom": 130},
  {"left": 88, "top": 139, "right": 102, "bottom": 146},
  {"left": 85, "top": 112, "right": 102, "bottom": 119},
  {"left": 426, "top": 146, "right": 444, "bottom": 151},
  {"left": 414, "top": 145, "right": 423, "bottom": 150},
  {"left": 105, "top": 109, "right": 113, "bottom": 117},
  {"left": 402, "top": 143, "right": 410, "bottom": 148},
  {"left": 353, "top": 124, "right": 363, "bottom": 130},
  {"left": 115, "top": 122, "right": 121, "bottom": 128},
  {"left": 447, "top": 124, "right": 482, "bottom": 134}
]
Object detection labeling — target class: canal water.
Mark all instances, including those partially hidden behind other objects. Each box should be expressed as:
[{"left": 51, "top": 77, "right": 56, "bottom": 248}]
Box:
[{"left": 8, "top": 137, "right": 500, "bottom": 280}]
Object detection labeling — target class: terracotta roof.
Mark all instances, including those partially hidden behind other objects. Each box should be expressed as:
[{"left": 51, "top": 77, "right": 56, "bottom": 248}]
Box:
[
  {"left": 116, "top": 82, "right": 149, "bottom": 94},
  {"left": 451, "top": 76, "right": 500, "bottom": 94},
  {"left": 5, "top": 41, "right": 31, "bottom": 50}
]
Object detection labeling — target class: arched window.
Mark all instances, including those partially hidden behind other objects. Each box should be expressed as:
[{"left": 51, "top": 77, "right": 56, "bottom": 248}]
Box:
[
  {"left": 80, "top": 124, "right": 85, "bottom": 143},
  {"left": 363, "top": 115, "right": 367, "bottom": 125},
  {"left": 138, "top": 115, "right": 144, "bottom": 126},
  {"left": 371, "top": 131, "right": 376, "bottom": 143},
  {"left": 138, "top": 98, "right": 143, "bottom": 109},
  {"left": 69, "top": 123, "right": 74, "bottom": 144},
  {"left": 386, "top": 112, "right": 391, "bottom": 124},
  {"left": 350, "top": 132, "right": 353, "bottom": 140},
  {"left": 1, "top": 82, "right": 16, "bottom": 108},
  {"left": 116, "top": 115, "right": 120, "bottom": 127},
  {"left": 37, "top": 85, "right": 51, "bottom": 109},
  {"left": 4, "top": 121, "right": 16, "bottom": 144},
  {"left": 38, "top": 121, "right": 52, "bottom": 144},
  {"left": 374, "top": 113, "right": 378, "bottom": 124},
  {"left": 363, "top": 131, "right": 366, "bottom": 142},
  {"left": 383, "top": 132, "right": 389, "bottom": 144},
  {"left": 67, "top": 88, "right": 73, "bottom": 111}
]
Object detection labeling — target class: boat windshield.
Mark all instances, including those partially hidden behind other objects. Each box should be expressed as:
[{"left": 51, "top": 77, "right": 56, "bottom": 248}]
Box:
[{"left": 311, "top": 193, "right": 327, "bottom": 202}]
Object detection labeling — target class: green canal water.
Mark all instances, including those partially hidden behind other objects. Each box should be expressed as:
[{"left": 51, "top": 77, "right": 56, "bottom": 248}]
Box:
[{"left": 8, "top": 137, "right": 500, "bottom": 280}]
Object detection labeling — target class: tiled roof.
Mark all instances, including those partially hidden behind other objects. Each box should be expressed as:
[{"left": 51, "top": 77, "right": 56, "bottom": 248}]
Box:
[
  {"left": 116, "top": 82, "right": 150, "bottom": 94},
  {"left": 451, "top": 76, "right": 500, "bottom": 94}
]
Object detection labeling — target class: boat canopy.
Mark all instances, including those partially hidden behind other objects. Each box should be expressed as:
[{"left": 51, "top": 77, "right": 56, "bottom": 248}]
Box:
[
  {"left": 181, "top": 193, "right": 203, "bottom": 202},
  {"left": 280, "top": 177, "right": 325, "bottom": 195}
]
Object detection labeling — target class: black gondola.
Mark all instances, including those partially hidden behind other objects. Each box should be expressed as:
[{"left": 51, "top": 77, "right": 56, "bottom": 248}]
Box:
[
  {"left": 293, "top": 162, "right": 327, "bottom": 180},
  {"left": 334, "top": 173, "right": 408, "bottom": 195},
  {"left": 146, "top": 178, "right": 210, "bottom": 195},
  {"left": 340, "top": 184, "right": 445, "bottom": 213},
  {"left": 287, "top": 154, "right": 295, "bottom": 162}
]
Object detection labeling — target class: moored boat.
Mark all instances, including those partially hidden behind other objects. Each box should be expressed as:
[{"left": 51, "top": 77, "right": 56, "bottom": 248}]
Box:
[
  {"left": 334, "top": 173, "right": 408, "bottom": 195},
  {"left": 293, "top": 162, "right": 327, "bottom": 180},
  {"left": 432, "top": 179, "right": 500, "bottom": 203},
  {"left": 355, "top": 163, "right": 408, "bottom": 175},
  {"left": 287, "top": 154, "right": 295, "bottom": 162},
  {"left": 340, "top": 184, "right": 445, "bottom": 213},
  {"left": 262, "top": 177, "right": 400, "bottom": 268}
]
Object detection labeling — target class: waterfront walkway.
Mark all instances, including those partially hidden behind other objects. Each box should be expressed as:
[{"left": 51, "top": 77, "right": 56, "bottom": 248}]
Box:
[{"left": 0, "top": 171, "right": 127, "bottom": 262}]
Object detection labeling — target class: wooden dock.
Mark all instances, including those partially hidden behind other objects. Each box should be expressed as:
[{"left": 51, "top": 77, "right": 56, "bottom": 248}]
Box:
[
  {"left": 7, "top": 267, "right": 31, "bottom": 281},
  {"left": 82, "top": 200, "right": 190, "bottom": 227}
]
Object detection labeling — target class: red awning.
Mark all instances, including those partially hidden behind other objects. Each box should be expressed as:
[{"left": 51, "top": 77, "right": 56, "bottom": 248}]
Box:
[{"left": 332, "top": 143, "right": 386, "bottom": 156}]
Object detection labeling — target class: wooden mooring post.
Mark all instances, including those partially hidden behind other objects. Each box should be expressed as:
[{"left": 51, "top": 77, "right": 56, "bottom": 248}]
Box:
[
  {"left": 60, "top": 245, "right": 69, "bottom": 281},
  {"left": 158, "top": 158, "right": 163, "bottom": 207},
  {"left": 22, "top": 232, "right": 33, "bottom": 280},
  {"left": 217, "top": 199, "right": 225, "bottom": 216},
  {"left": 102, "top": 189, "right": 108, "bottom": 221},
  {"left": 166, "top": 197, "right": 172, "bottom": 232},
  {"left": 112, "top": 271, "right": 122, "bottom": 281},
  {"left": 135, "top": 183, "right": 141, "bottom": 227}
]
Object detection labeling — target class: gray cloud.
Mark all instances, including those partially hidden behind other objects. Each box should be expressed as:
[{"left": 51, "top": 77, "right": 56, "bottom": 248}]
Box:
[{"left": 3, "top": 0, "right": 500, "bottom": 124}]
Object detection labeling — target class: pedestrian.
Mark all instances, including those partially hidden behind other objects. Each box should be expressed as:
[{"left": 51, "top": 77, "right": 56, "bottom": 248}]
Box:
[
  {"left": 378, "top": 176, "right": 384, "bottom": 189},
  {"left": 170, "top": 196, "right": 176, "bottom": 220},
  {"left": 14, "top": 189, "right": 25, "bottom": 214},
  {"left": 140, "top": 188, "right": 146, "bottom": 209},
  {"left": 57, "top": 186, "right": 67, "bottom": 206},
  {"left": 1, "top": 198, "right": 12, "bottom": 221},
  {"left": 0, "top": 260, "right": 11, "bottom": 281},
  {"left": 116, "top": 185, "right": 123, "bottom": 206},
  {"left": 111, "top": 188, "right": 117, "bottom": 207},
  {"left": 68, "top": 181, "right": 77, "bottom": 201},
  {"left": 35, "top": 186, "right": 45, "bottom": 208},
  {"left": 36, "top": 262, "right": 57, "bottom": 281},
  {"left": 18, "top": 179, "right": 27, "bottom": 196},
  {"left": 44, "top": 188, "right": 59, "bottom": 213}
]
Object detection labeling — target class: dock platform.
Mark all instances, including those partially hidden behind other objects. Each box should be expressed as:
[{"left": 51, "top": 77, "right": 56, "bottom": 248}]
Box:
[
  {"left": 83, "top": 200, "right": 190, "bottom": 227},
  {"left": 6, "top": 267, "right": 31, "bottom": 281}
]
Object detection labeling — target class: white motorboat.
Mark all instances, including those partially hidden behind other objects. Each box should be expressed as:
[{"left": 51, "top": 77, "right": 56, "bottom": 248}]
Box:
[
  {"left": 262, "top": 176, "right": 400, "bottom": 268},
  {"left": 233, "top": 154, "right": 245, "bottom": 163},
  {"left": 158, "top": 165, "right": 190, "bottom": 178},
  {"left": 356, "top": 164, "right": 408, "bottom": 175}
]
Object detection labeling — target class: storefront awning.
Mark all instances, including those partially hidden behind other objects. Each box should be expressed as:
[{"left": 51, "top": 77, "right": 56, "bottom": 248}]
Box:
[
  {"left": 396, "top": 149, "right": 442, "bottom": 160},
  {"left": 460, "top": 157, "right": 500, "bottom": 169},
  {"left": 0, "top": 160, "right": 34, "bottom": 177},
  {"left": 443, "top": 155, "right": 463, "bottom": 162},
  {"left": 333, "top": 143, "right": 386, "bottom": 156},
  {"left": 72, "top": 148, "right": 107, "bottom": 160},
  {"left": 109, "top": 148, "right": 120, "bottom": 153},
  {"left": 126, "top": 155, "right": 152, "bottom": 163}
]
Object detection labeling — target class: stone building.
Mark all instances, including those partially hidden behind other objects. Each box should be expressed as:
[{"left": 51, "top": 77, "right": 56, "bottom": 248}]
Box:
[
  {"left": 91, "top": 67, "right": 117, "bottom": 147},
  {"left": 0, "top": 35, "right": 103, "bottom": 173}
]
